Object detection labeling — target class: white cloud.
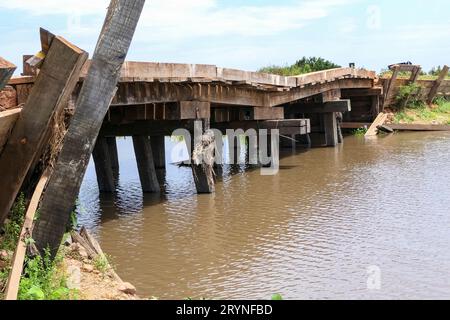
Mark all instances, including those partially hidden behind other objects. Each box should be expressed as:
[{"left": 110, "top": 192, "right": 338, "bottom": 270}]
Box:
[{"left": 0, "top": 0, "right": 355, "bottom": 39}]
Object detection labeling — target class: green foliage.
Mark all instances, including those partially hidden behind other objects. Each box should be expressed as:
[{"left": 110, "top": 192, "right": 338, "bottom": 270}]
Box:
[
  {"left": 259, "top": 56, "right": 341, "bottom": 76},
  {"left": 271, "top": 293, "right": 283, "bottom": 300},
  {"left": 93, "top": 254, "right": 114, "bottom": 274},
  {"left": 0, "top": 193, "right": 26, "bottom": 252},
  {"left": 353, "top": 127, "right": 368, "bottom": 136},
  {"left": 395, "top": 83, "right": 424, "bottom": 109},
  {"left": 18, "top": 248, "right": 77, "bottom": 300},
  {"left": 393, "top": 111, "right": 414, "bottom": 124}
]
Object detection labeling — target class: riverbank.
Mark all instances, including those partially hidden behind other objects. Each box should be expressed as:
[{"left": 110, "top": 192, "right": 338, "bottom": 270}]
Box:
[
  {"left": 0, "top": 200, "right": 140, "bottom": 300},
  {"left": 386, "top": 98, "right": 450, "bottom": 125}
]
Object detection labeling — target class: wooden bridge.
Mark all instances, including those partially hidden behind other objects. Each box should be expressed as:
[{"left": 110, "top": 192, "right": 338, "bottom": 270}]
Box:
[{"left": 3, "top": 61, "right": 378, "bottom": 194}]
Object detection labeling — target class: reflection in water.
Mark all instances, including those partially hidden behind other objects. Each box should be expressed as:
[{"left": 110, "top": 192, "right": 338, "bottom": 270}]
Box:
[{"left": 78, "top": 133, "right": 450, "bottom": 299}]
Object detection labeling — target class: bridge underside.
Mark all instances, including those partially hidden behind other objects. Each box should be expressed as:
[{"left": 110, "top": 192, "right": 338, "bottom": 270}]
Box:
[{"left": 6, "top": 61, "right": 379, "bottom": 195}]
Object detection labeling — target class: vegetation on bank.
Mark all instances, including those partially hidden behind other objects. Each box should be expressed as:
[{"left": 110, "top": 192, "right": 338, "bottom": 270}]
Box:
[
  {"left": 380, "top": 65, "right": 450, "bottom": 80},
  {"left": 258, "top": 57, "right": 341, "bottom": 76},
  {"left": 389, "top": 82, "right": 450, "bottom": 125}
]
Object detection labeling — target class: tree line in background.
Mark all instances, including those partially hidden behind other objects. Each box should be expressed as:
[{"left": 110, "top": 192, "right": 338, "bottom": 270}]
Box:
[{"left": 259, "top": 57, "right": 450, "bottom": 78}]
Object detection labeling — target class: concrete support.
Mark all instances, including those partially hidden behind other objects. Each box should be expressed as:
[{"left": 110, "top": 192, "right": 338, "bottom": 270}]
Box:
[
  {"left": 151, "top": 136, "right": 166, "bottom": 169},
  {"left": 132, "top": 136, "right": 160, "bottom": 193},
  {"left": 92, "top": 136, "right": 116, "bottom": 193},
  {"left": 106, "top": 137, "right": 120, "bottom": 181},
  {"left": 323, "top": 113, "right": 338, "bottom": 147}
]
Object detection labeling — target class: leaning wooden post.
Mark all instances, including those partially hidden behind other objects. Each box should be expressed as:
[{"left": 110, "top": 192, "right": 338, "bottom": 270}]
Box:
[
  {"left": 0, "top": 36, "right": 88, "bottom": 226},
  {"left": 34, "top": 0, "right": 146, "bottom": 257},
  {"left": 427, "top": 65, "right": 449, "bottom": 105}
]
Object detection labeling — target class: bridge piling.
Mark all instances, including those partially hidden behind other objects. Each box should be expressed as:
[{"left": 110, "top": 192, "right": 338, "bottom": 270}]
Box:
[
  {"left": 93, "top": 136, "right": 116, "bottom": 193},
  {"left": 151, "top": 136, "right": 166, "bottom": 169},
  {"left": 133, "top": 136, "right": 161, "bottom": 193}
]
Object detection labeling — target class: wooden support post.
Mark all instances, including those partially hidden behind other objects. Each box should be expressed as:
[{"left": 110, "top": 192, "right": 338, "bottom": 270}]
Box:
[
  {"left": 0, "top": 57, "right": 16, "bottom": 90},
  {"left": 132, "top": 136, "right": 160, "bottom": 193},
  {"left": 428, "top": 65, "right": 449, "bottom": 104},
  {"left": 191, "top": 120, "right": 215, "bottom": 194},
  {"left": 151, "top": 136, "right": 166, "bottom": 169},
  {"left": 365, "top": 113, "right": 388, "bottom": 138},
  {"left": 382, "top": 65, "right": 400, "bottom": 110},
  {"left": 0, "top": 109, "right": 21, "bottom": 154},
  {"left": 92, "top": 136, "right": 116, "bottom": 193},
  {"left": 323, "top": 113, "right": 338, "bottom": 147},
  {"left": 106, "top": 137, "right": 120, "bottom": 181},
  {"left": 0, "top": 36, "right": 88, "bottom": 226},
  {"left": 33, "top": 0, "right": 146, "bottom": 257}
]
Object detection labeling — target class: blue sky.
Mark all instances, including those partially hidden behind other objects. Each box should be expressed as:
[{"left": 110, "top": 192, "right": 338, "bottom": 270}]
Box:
[{"left": 1, "top": 0, "right": 449, "bottom": 74}]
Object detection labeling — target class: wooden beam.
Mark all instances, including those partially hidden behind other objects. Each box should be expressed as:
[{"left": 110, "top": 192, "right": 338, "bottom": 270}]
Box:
[
  {"left": 33, "top": 0, "right": 146, "bottom": 257},
  {"left": 382, "top": 66, "right": 400, "bottom": 110},
  {"left": 428, "top": 65, "right": 449, "bottom": 104},
  {"left": 341, "top": 87, "right": 383, "bottom": 97},
  {"left": 132, "top": 136, "right": 160, "bottom": 193},
  {"left": 4, "top": 171, "right": 50, "bottom": 300},
  {"left": 0, "top": 109, "right": 21, "bottom": 154},
  {"left": 341, "top": 122, "right": 450, "bottom": 132},
  {"left": 0, "top": 36, "right": 88, "bottom": 226},
  {"left": 253, "top": 107, "right": 284, "bottom": 120},
  {"left": 365, "top": 113, "right": 388, "bottom": 137},
  {"left": 191, "top": 120, "right": 215, "bottom": 194},
  {"left": 0, "top": 57, "right": 16, "bottom": 90},
  {"left": 288, "top": 100, "right": 351, "bottom": 114},
  {"left": 313, "top": 89, "right": 341, "bottom": 103},
  {"left": 92, "top": 136, "right": 116, "bottom": 193}
]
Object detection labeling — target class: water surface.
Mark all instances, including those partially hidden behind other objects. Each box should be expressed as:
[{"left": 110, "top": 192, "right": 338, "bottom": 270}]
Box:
[{"left": 78, "top": 132, "right": 450, "bottom": 299}]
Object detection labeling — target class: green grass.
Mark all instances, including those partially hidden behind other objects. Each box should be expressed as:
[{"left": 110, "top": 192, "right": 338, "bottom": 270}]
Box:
[
  {"left": 18, "top": 248, "right": 78, "bottom": 300},
  {"left": 392, "top": 98, "right": 450, "bottom": 124}
]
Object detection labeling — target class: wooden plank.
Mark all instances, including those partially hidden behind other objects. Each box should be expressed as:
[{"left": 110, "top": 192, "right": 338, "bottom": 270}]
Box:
[
  {"left": 0, "top": 36, "right": 88, "bottom": 226},
  {"left": 4, "top": 171, "right": 50, "bottom": 301},
  {"left": 365, "top": 113, "right": 388, "bottom": 137},
  {"left": 253, "top": 107, "right": 284, "bottom": 120},
  {"left": 0, "top": 57, "right": 16, "bottom": 90},
  {"left": 428, "top": 65, "right": 449, "bottom": 104},
  {"left": 0, "top": 109, "right": 21, "bottom": 154},
  {"left": 33, "top": 0, "right": 146, "bottom": 257},
  {"left": 288, "top": 100, "right": 351, "bottom": 114}
]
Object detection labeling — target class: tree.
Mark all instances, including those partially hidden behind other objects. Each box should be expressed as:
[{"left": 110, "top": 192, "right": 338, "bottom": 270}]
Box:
[{"left": 258, "top": 57, "right": 341, "bottom": 76}]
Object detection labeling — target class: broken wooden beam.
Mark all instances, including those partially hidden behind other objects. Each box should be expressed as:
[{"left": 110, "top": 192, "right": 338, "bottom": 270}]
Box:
[
  {"left": 191, "top": 121, "right": 216, "bottom": 194},
  {"left": 0, "top": 36, "right": 88, "bottom": 226},
  {"left": 365, "top": 113, "right": 388, "bottom": 137},
  {"left": 427, "top": 65, "right": 449, "bottom": 104},
  {"left": 33, "top": 0, "right": 146, "bottom": 257},
  {"left": 132, "top": 136, "right": 160, "bottom": 193},
  {"left": 0, "top": 57, "right": 16, "bottom": 90}
]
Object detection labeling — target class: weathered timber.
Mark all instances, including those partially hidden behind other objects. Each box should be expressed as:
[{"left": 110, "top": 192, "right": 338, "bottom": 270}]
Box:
[
  {"left": 4, "top": 171, "right": 50, "bottom": 301},
  {"left": 92, "top": 136, "right": 116, "bottom": 193},
  {"left": 0, "top": 57, "right": 16, "bottom": 90},
  {"left": 341, "top": 122, "right": 450, "bottom": 132},
  {"left": 287, "top": 100, "right": 351, "bottom": 114},
  {"left": 0, "top": 86, "right": 17, "bottom": 110},
  {"left": 151, "top": 136, "right": 166, "bottom": 169},
  {"left": 191, "top": 120, "right": 216, "bottom": 193},
  {"left": 106, "top": 137, "right": 120, "bottom": 181},
  {"left": 427, "top": 65, "right": 449, "bottom": 104},
  {"left": 340, "top": 87, "right": 383, "bottom": 97},
  {"left": 0, "top": 36, "right": 87, "bottom": 226},
  {"left": 365, "top": 113, "right": 388, "bottom": 137},
  {"left": 382, "top": 66, "right": 400, "bottom": 110},
  {"left": 0, "top": 109, "right": 21, "bottom": 154},
  {"left": 132, "top": 136, "right": 160, "bottom": 193},
  {"left": 292, "top": 68, "right": 375, "bottom": 86},
  {"left": 313, "top": 89, "right": 341, "bottom": 103},
  {"left": 323, "top": 113, "right": 338, "bottom": 147},
  {"left": 269, "top": 79, "right": 373, "bottom": 107},
  {"left": 33, "top": 0, "right": 146, "bottom": 257}
]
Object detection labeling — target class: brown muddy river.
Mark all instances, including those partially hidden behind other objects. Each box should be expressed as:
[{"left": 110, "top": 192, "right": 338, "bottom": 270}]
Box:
[{"left": 77, "top": 132, "right": 450, "bottom": 300}]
